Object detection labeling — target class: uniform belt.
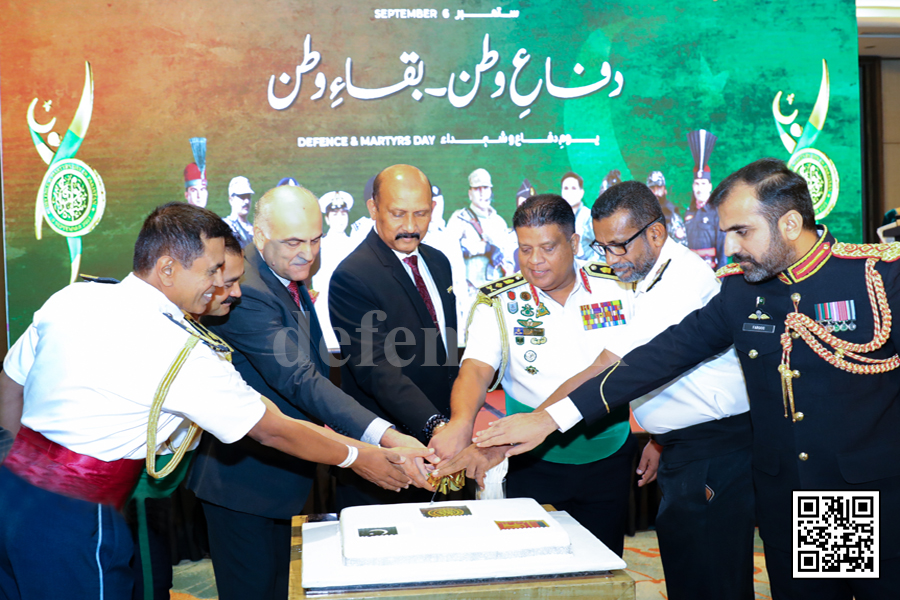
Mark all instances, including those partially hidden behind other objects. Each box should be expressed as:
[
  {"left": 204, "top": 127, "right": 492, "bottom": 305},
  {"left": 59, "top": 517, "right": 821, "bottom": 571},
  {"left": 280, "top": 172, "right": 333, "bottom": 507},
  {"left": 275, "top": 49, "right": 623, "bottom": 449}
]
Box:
[
  {"left": 2, "top": 426, "right": 144, "bottom": 509},
  {"left": 654, "top": 412, "right": 752, "bottom": 464}
]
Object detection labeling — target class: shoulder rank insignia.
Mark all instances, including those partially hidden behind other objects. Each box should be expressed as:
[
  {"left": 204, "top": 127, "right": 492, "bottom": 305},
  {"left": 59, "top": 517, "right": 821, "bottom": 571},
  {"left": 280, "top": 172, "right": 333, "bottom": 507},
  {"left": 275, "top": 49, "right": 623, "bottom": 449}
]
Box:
[
  {"left": 832, "top": 242, "right": 900, "bottom": 263},
  {"left": 164, "top": 312, "right": 233, "bottom": 356},
  {"left": 716, "top": 263, "right": 743, "bottom": 279},
  {"left": 79, "top": 273, "right": 120, "bottom": 284},
  {"left": 478, "top": 273, "right": 526, "bottom": 297},
  {"left": 583, "top": 262, "right": 619, "bottom": 280}
]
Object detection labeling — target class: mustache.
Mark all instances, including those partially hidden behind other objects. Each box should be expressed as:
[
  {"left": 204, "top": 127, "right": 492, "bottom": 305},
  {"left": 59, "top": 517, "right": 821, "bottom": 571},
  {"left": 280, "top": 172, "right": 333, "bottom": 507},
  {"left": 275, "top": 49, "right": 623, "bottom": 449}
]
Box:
[
  {"left": 609, "top": 261, "right": 634, "bottom": 271},
  {"left": 395, "top": 232, "right": 420, "bottom": 241},
  {"left": 222, "top": 296, "right": 240, "bottom": 306},
  {"left": 732, "top": 254, "right": 760, "bottom": 266}
]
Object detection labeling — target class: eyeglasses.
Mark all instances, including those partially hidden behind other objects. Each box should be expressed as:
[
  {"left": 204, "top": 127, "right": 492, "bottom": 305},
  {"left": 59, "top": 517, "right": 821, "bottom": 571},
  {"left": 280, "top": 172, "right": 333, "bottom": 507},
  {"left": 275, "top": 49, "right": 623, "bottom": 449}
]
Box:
[{"left": 590, "top": 217, "right": 662, "bottom": 257}]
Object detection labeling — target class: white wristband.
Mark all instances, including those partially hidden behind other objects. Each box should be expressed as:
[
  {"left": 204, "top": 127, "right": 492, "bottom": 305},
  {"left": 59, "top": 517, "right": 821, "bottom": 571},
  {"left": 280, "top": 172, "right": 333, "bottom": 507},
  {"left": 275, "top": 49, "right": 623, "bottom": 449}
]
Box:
[{"left": 337, "top": 445, "right": 359, "bottom": 468}]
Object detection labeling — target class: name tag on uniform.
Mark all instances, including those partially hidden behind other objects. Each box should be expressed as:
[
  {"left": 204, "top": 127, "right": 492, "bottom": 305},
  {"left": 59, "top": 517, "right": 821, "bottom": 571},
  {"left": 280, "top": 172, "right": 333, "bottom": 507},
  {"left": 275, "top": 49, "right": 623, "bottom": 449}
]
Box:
[
  {"left": 580, "top": 301, "right": 627, "bottom": 330},
  {"left": 743, "top": 323, "right": 776, "bottom": 333}
]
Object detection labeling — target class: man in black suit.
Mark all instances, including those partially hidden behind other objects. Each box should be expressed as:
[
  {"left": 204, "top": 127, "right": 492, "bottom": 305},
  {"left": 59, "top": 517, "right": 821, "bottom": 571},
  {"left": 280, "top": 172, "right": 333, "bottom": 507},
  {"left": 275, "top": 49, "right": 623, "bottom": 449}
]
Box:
[
  {"left": 329, "top": 164, "right": 459, "bottom": 507},
  {"left": 188, "top": 184, "right": 432, "bottom": 600}
]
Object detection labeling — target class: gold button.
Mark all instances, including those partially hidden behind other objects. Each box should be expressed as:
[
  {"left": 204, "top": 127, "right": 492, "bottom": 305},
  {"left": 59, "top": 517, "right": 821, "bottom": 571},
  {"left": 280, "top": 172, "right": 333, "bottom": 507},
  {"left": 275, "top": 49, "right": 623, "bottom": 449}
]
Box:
[
  {"left": 748, "top": 349, "right": 758, "bottom": 359},
  {"left": 795, "top": 412, "right": 805, "bottom": 421},
  {"left": 792, "top": 370, "right": 800, "bottom": 378},
  {"left": 791, "top": 332, "right": 800, "bottom": 339},
  {"left": 791, "top": 293, "right": 801, "bottom": 303},
  {"left": 799, "top": 452, "right": 808, "bottom": 461}
]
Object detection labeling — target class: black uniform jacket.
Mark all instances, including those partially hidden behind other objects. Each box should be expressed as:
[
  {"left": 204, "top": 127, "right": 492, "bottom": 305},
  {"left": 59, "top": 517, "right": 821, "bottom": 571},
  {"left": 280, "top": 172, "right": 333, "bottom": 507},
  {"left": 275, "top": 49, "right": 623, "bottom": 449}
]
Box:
[
  {"left": 188, "top": 244, "right": 379, "bottom": 519},
  {"left": 570, "top": 229, "right": 900, "bottom": 555}
]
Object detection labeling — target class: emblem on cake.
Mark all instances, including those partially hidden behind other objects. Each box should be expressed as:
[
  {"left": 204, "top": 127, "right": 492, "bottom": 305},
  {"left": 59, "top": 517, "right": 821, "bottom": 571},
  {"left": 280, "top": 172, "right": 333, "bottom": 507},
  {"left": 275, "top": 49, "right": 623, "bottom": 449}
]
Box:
[
  {"left": 495, "top": 520, "right": 549, "bottom": 530},
  {"left": 420, "top": 506, "right": 472, "bottom": 518},
  {"left": 358, "top": 527, "right": 398, "bottom": 537}
]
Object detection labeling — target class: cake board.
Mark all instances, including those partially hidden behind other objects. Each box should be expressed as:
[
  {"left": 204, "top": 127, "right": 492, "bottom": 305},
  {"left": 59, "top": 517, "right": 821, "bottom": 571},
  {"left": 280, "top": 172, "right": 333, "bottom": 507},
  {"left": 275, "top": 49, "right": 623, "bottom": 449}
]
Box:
[{"left": 293, "top": 509, "right": 633, "bottom": 599}]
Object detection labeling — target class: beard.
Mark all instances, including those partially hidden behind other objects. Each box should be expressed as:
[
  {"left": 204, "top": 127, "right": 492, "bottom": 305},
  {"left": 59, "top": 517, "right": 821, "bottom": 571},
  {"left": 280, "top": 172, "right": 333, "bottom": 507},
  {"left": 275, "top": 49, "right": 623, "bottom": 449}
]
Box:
[
  {"left": 733, "top": 232, "right": 795, "bottom": 283},
  {"left": 610, "top": 246, "right": 657, "bottom": 283}
]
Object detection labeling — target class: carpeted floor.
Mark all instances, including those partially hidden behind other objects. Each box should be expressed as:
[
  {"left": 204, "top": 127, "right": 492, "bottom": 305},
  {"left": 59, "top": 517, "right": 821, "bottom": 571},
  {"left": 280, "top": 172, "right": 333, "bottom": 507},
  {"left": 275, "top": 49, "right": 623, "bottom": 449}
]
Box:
[{"left": 171, "top": 527, "right": 772, "bottom": 599}]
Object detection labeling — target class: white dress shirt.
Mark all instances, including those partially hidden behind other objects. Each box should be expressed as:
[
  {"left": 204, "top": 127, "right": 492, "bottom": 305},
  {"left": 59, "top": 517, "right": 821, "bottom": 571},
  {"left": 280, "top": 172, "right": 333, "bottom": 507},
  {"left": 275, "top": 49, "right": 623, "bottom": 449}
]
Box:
[
  {"left": 4, "top": 274, "right": 265, "bottom": 461},
  {"left": 547, "top": 238, "right": 750, "bottom": 434},
  {"left": 389, "top": 244, "right": 448, "bottom": 354}
]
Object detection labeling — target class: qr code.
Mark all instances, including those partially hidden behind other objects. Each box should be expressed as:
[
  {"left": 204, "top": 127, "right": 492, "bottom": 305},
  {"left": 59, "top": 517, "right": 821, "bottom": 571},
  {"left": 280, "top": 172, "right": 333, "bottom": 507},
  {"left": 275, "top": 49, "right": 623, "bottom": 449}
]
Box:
[{"left": 793, "top": 491, "right": 878, "bottom": 578}]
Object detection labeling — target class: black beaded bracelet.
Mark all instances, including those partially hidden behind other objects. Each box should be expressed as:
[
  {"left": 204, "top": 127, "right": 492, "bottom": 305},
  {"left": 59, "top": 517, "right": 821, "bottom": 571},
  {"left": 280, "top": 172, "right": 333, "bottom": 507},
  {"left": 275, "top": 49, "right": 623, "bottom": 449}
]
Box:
[{"left": 422, "top": 414, "right": 450, "bottom": 440}]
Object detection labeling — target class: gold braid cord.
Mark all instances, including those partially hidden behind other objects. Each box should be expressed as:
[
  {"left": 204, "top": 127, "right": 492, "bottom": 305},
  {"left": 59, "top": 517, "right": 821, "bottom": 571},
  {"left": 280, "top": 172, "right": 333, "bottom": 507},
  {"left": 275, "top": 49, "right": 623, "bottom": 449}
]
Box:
[
  {"left": 145, "top": 336, "right": 202, "bottom": 479},
  {"left": 779, "top": 257, "right": 900, "bottom": 422},
  {"left": 465, "top": 292, "right": 509, "bottom": 392}
]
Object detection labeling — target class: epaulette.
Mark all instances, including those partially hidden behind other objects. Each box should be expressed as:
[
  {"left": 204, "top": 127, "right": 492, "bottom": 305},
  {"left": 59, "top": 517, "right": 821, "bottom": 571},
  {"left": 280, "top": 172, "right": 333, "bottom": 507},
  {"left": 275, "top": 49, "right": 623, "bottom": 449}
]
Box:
[
  {"left": 478, "top": 273, "right": 526, "bottom": 297},
  {"left": 832, "top": 242, "right": 900, "bottom": 262},
  {"left": 80, "top": 274, "right": 120, "bottom": 284},
  {"left": 583, "top": 262, "right": 619, "bottom": 280},
  {"left": 716, "top": 263, "right": 743, "bottom": 279}
]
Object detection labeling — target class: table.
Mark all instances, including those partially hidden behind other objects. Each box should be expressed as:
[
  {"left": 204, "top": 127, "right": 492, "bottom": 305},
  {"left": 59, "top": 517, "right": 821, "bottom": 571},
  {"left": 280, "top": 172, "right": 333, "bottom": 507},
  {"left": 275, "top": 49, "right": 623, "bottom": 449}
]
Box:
[{"left": 288, "top": 513, "right": 635, "bottom": 600}]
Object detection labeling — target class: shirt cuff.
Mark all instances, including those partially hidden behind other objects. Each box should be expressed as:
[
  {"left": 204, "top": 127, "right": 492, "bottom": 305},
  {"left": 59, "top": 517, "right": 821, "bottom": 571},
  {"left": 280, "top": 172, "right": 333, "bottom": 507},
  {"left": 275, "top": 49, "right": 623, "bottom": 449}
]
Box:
[
  {"left": 361, "top": 417, "right": 394, "bottom": 446},
  {"left": 544, "top": 398, "right": 584, "bottom": 434}
]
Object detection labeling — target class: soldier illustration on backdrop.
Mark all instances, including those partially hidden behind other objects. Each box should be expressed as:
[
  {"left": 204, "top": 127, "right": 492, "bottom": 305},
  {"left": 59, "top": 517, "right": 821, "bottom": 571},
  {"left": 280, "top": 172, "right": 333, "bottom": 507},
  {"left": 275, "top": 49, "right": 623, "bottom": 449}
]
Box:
[
  {"left": 222, "top": 176, "right": 255, "bottom": 248},
  {"left": 349, "top": 176, "right": 377, "bottom": 247},
  {"left": 509, "top": 179, "right": 536, "bottom": 272},
  {"left": 646, "top": 171, "right": 687, "bottom": 247},
  {"left": 312, "top": 191, "right": 356, "bottom": 351},
  {"left": 684, "top": 129, "right": 725, "bottom": 269},
  {"left": 448, "top": 168, "right": 514, "bottom": 326},
  {"left": 420, "top": 184, "right": 469, "bottom": 326},
  {"left": 561, "top": 171, "right": 601, "bottom": 261},
  {"left": 183, "top": 137, "right": 208, "bottom": 208}
]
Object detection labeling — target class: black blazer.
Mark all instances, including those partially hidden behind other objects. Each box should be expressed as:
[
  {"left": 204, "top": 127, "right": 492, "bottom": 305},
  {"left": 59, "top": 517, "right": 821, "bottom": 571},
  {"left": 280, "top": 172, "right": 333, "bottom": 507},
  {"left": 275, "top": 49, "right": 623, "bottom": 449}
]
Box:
[
  {"left": 188, "top": 244, "right": 379, "bottom": 519},
  {"left": 329, "top": 229, "right": 459, "bottom": 443}
]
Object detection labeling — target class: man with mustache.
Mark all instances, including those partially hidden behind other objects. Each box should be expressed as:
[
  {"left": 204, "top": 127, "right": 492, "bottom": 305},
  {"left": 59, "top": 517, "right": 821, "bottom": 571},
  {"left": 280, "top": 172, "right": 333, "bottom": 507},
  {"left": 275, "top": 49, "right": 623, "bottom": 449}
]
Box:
[
  {"left": 476, "top": 158, "right": 900, "bottom": 599},
  {"left": 562, "top": 180, "right": 753, "bottom": 600},
  {"left": 327, "top": 164, "right": 459, "bottom": 507},
  {"left": 431, "top": 194, "right": 637, "bottom": 556},
  {"left": 199, "top": 232, "right": 244, "bottom": 317},
  {"left": 188, "top": 184, "right": 433, "bottom": 600}
]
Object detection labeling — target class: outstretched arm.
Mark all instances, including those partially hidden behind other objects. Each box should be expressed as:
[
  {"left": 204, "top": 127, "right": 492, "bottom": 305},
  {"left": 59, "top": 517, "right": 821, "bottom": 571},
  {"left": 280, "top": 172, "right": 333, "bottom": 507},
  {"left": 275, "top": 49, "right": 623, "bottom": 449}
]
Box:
[
  {"left": 248, "top": 397, "right": 432, "bottom": 492},
  {"left": 428, "top": 358, "right": 496, "bottom": 460},
  {"left": 471, "top": 349, "right": 620, "bottom": 455}
]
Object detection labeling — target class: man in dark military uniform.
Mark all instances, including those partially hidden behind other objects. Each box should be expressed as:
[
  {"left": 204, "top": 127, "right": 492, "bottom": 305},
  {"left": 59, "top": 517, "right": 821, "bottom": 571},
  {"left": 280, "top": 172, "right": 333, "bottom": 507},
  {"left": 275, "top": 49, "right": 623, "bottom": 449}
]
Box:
[{"left": 475, "top": 158, "right": 900, "bottom": 599}]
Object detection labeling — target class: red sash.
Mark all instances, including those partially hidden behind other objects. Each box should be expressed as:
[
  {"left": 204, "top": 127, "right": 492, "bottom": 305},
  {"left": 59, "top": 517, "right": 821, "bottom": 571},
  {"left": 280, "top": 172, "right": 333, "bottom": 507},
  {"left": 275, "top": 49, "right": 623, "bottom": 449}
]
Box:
[{"left": 2, "top": 427, "right": 144, "bottom": 509}]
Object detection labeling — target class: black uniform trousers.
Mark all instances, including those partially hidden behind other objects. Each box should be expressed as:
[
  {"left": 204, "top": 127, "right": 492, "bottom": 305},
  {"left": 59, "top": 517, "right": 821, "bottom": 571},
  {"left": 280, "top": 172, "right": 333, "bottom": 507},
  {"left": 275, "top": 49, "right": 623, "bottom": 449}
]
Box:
[
  {"left": 506, "top": 432, "right": 638, "bottom": 557},
  {"left": 653, "top": 413, "right": 755, "bottom": 600},
  {"left": 200, "top": 500, "right": 292, "bottom": 600}
]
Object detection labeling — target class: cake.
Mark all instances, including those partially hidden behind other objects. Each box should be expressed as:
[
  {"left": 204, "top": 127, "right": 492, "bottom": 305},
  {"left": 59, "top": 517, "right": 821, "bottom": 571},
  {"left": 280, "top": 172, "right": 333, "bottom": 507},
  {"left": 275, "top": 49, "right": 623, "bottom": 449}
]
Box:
[{"left": 339, "top": 497, "right": 572, "bottom": 566}]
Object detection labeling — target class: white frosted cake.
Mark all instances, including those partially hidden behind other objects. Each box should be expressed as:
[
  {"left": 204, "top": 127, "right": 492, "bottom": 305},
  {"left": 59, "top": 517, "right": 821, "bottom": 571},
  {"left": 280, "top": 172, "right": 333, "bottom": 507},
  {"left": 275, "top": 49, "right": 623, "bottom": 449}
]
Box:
[{"left": 339, "top": 498, "right": 572, "bottom": 566}]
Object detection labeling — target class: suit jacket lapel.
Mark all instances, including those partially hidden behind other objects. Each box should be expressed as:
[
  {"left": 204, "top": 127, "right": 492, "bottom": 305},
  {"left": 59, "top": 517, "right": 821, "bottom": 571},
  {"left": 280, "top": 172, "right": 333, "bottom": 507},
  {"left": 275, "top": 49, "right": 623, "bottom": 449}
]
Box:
[
  {"left": 248, "top": 244, "right": 328, "bottom": 374},
  {"left": 419, "top": 243, "right": 457, "bottom": 334},
  {"left": 366, "top": 229, "right": 435, "bottom": 333},
  {"left": 248, "top": 245, "right": 301, "bottom": 325}
]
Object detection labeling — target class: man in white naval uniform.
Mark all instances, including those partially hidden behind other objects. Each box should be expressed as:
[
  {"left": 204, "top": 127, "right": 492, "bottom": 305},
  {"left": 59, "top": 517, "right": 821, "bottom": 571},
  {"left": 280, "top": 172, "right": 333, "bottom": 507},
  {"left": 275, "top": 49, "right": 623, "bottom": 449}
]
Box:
[
  {"left": 472, "top": 181, "right": 755, "bottom": 600},
  {"left": 0, "top": 203, "right": 424, "bottom": 600}
]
